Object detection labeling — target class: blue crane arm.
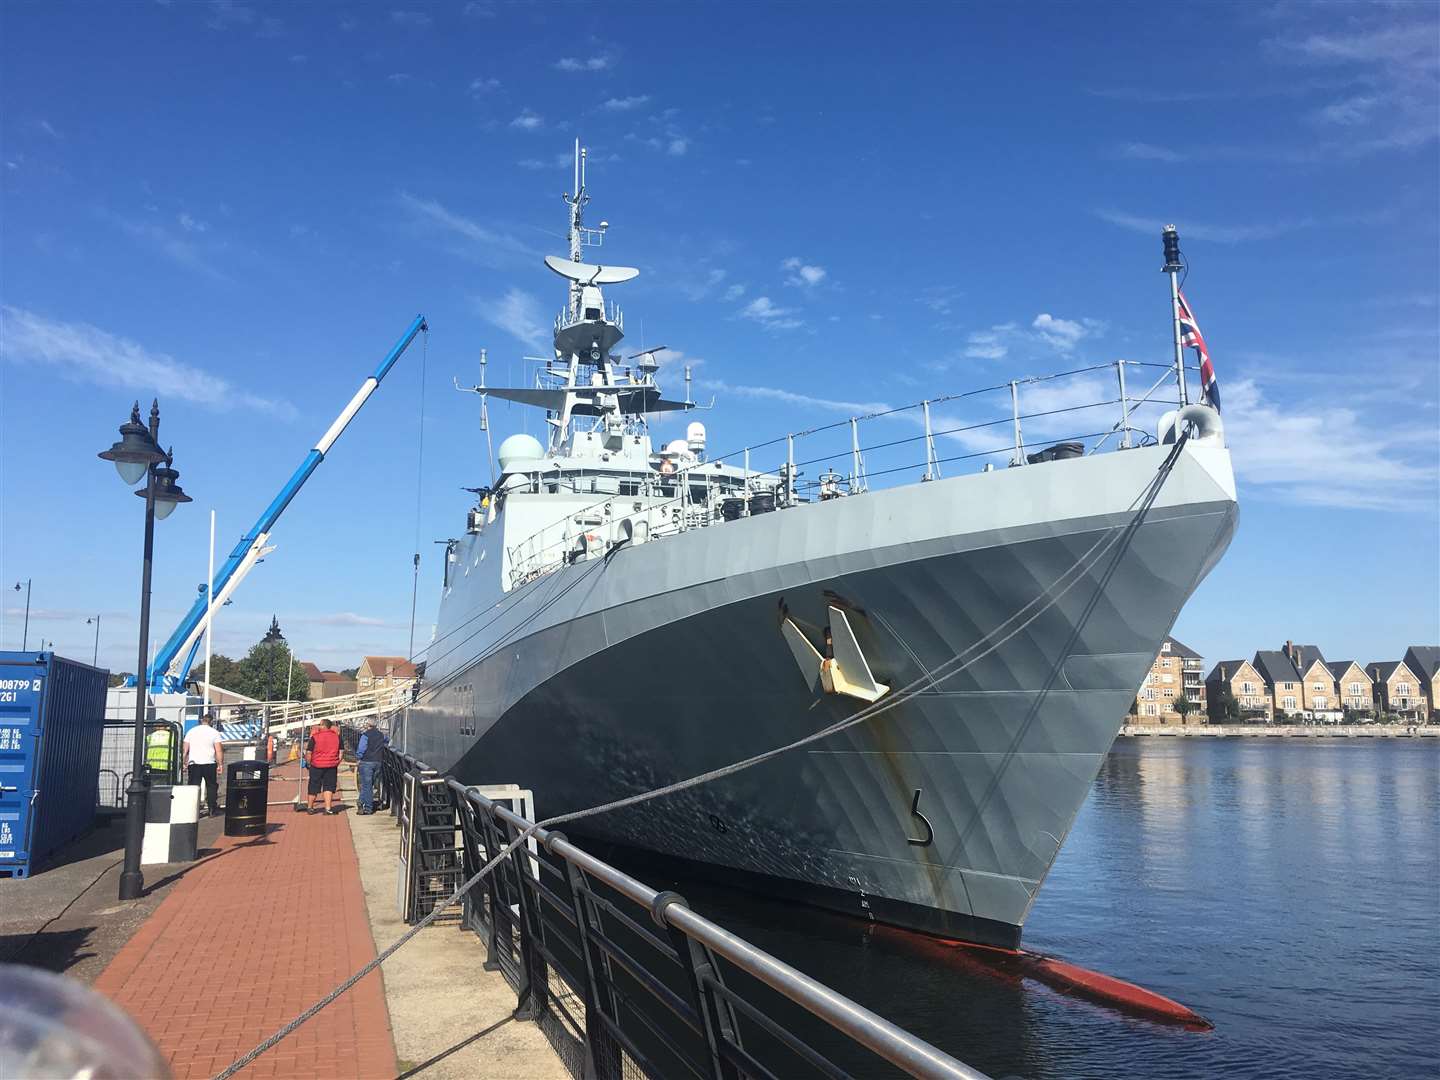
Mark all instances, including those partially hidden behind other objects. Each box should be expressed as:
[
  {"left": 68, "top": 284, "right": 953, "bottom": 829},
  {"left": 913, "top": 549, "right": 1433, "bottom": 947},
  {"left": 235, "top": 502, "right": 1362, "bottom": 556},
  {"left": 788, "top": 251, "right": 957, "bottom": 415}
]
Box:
[{"left": 149, "top": 315, "right": 428, "bottom": 689}]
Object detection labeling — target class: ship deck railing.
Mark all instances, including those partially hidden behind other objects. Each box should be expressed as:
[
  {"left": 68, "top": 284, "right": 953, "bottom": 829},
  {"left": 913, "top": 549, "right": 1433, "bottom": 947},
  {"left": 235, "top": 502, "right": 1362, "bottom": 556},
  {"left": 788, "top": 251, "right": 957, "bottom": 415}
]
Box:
[
  {"left": 503, "top": 359, "right": 1199, "bottom": 588},
  {"left": 380, "top": 748, "right": 990, "bottom": 1080}
]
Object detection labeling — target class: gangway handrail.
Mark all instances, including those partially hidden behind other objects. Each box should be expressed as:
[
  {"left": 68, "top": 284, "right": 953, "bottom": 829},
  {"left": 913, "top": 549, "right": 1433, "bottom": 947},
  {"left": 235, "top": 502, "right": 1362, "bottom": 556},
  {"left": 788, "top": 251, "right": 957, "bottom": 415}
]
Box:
[{"left": 381, "top": 752, "right": 991, "bottom": 1080}]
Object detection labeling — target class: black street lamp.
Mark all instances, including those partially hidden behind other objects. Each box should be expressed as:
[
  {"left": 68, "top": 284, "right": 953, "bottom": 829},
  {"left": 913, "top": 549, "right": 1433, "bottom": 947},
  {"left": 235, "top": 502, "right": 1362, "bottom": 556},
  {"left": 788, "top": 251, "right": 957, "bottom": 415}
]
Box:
[
  {"left": 100, "top": 400, "right": 192, "bottom": 902},
  {"left": 87, "top": 616, "right": 101, "bottom": 666},
  {"left": 12, "top": 579, "right": 31, "bottom": 651}
]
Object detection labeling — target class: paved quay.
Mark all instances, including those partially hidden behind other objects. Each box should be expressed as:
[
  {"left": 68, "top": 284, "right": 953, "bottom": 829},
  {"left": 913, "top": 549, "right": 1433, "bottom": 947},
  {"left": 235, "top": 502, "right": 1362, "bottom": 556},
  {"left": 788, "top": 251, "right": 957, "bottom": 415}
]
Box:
[
  {"left": 92, "top": 765, "right": 397, "bottom": 1080},
  {"left": 349, "top": 792, "right": 567, "bottom": 1080}
]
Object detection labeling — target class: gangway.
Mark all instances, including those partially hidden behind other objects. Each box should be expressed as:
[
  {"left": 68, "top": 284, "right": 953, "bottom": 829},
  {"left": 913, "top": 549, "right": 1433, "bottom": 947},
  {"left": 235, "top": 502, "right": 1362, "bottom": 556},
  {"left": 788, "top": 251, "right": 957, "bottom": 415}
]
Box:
[{"left": 202, "top": 683, "right": 414, "bottom": 741}]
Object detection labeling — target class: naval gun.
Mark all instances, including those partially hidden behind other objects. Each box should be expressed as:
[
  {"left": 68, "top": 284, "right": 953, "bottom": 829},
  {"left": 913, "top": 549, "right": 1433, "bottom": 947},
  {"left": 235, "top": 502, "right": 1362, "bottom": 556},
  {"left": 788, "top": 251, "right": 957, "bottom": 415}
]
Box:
[{"left": 144, "top": 315, "right": 429, "bottom": 691}]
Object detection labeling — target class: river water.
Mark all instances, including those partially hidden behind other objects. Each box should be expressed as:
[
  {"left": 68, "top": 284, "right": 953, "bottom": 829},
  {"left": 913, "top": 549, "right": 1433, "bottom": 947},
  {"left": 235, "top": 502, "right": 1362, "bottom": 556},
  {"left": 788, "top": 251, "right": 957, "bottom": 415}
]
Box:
[{"left": 642, "top": 738, "right": 1439, "bottom": 1079}]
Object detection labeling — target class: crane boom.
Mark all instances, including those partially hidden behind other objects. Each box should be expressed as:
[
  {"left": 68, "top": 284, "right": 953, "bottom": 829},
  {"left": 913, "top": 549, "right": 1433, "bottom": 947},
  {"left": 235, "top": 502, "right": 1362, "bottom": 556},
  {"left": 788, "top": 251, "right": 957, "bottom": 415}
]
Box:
[{"left": 150, "top": 314, "right": 429, "bottom": 689}]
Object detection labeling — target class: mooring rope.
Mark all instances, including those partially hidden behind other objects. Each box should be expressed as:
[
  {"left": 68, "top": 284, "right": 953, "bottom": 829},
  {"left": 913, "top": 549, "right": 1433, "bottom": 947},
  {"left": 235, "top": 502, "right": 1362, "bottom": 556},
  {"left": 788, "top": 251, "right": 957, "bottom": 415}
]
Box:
[{"left": 213, "top": 434, "right": 1189, "bottom": 1080}]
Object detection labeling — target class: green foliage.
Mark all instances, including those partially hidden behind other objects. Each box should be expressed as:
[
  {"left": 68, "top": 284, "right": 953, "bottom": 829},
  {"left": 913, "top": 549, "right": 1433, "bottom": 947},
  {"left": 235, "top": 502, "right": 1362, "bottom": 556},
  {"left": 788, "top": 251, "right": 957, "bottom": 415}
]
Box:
[
  {"left": 108, "top": 672, "right": 132, "bottom": 688},
  {"left": 340, "top": 667, "right": 358, "bottom": 680},
  {"left": 234, "top": 639, "right": 310, "bottom": 702},
  {"left": 204, "top": 653, "right": 243, "bottom": 692},
  {"left": 1172, "top": 694, "right": 1193, "bottom": 717}
]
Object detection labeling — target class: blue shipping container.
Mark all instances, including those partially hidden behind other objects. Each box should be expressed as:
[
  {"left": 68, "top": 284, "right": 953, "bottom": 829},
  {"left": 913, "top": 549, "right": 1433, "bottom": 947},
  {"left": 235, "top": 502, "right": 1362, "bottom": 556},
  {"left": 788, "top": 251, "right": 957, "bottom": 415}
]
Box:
[{"left": 0, "top": 652, "right": 109, "bottom": 877}]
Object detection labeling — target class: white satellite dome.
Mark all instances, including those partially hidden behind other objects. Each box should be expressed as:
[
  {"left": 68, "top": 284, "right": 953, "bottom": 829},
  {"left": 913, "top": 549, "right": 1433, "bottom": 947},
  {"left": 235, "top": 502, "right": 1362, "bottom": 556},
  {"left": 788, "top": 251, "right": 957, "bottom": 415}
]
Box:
[
  {"left": 686, "top": 421, "right": 707, "bottom": 453},
  {"left": 497, "top": 433, "right": 544, "bottom": 473},
  {"left": 664, "top": 439, "right": 690, "bottom": 458}
]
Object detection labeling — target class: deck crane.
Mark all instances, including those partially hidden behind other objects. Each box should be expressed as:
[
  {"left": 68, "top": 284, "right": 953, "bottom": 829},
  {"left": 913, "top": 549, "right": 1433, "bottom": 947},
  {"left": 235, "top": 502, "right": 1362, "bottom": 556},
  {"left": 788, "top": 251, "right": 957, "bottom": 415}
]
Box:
[{"left": 146, "top": 315, "right": 429, "bottom": 691}]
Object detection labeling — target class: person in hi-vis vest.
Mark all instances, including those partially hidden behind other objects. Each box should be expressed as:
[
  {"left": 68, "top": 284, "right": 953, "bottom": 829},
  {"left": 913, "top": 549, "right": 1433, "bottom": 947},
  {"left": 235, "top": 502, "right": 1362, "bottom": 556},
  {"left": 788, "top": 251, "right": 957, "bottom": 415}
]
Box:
[{"left": 144, "top": 723, "right": 173, "bottom": 782}]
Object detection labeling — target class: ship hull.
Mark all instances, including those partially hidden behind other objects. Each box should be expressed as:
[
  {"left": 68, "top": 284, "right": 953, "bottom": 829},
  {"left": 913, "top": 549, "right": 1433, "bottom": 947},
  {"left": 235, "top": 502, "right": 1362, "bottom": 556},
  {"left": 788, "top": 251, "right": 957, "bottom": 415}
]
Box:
[{"left": 410, "top": 443, "right": 1237, "bottom": 944}]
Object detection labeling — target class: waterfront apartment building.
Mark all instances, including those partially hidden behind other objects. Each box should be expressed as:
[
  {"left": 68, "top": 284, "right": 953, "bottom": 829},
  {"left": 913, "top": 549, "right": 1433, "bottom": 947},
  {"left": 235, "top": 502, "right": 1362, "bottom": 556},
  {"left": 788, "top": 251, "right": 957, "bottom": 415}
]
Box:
[
  {"left": 1403, "top": 646, "right": 1440, "bottom": 716},
  {"left": 1205, "top": 659, "right": 1272, "bottom": 722},
  {"left": 1128, "top": 637, "right": 1207, "bottom": 724},
  {"left": 1367, "top": 661, "right": 1428, "bottom": 721},
  {"left": 1326, "top": 661, "right": 1374, "bottom": 713}
]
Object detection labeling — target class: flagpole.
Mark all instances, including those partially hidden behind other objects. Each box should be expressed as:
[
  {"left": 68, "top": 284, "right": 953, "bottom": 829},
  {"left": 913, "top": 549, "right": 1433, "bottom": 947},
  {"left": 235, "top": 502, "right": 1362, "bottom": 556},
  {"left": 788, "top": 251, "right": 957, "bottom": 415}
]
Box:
[
  {"left": 203, "top": 510, "right": 215, "bottom": 714},
  {"left": 1162, "top": 225, "right": 1189, "bottom": 406}
]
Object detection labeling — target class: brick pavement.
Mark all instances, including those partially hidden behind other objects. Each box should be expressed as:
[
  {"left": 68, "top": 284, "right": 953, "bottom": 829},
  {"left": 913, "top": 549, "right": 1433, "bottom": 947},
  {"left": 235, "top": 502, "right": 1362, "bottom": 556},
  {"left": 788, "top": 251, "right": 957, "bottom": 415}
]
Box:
[{"left": 94, "top": 770, "right": 398, "bottom": 1080}]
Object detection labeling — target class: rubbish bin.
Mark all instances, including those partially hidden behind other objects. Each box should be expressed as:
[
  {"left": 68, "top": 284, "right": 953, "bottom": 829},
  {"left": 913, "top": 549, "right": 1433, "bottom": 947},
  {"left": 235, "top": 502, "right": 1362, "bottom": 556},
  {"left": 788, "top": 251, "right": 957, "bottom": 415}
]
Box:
[{"left": 224, "top": 760, "right": 270, "bottom": 837}]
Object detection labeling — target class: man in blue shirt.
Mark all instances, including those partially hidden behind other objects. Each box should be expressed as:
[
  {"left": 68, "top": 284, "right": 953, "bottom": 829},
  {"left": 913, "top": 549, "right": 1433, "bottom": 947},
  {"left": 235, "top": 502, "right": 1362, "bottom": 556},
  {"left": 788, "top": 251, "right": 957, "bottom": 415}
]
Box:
[{"left": 355, "top": 720, "right": 387, "bottom": 815}]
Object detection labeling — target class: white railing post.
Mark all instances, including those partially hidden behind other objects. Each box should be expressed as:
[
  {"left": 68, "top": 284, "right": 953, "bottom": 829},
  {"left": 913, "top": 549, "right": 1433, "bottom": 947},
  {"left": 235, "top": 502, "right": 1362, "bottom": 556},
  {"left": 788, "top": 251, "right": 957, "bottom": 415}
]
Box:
[
  {"left": 922, "top": 400, "right": 939, "bottom": 481},
  {"left": 743, "top": 447, "right": 751, "bottom": 515},
  {"left": 1010, "top": 380, "right": 1025, "bottom": 466},
  {"left": 849, "top": 417, "right": 866, "bottom": 493},
  {"left": 1116, "top": 360, "right": 1132, "bottom": 449},
  {"left": 786, "top": 433, "right": 795, "bottom": 506}
]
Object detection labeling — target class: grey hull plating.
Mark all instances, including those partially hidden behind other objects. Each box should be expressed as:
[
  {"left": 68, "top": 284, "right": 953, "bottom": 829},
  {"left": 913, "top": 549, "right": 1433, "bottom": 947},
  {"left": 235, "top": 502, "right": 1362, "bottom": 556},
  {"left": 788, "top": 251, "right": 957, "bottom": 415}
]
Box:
[{"left": 411, "top": 443, "right": 1237, "bottom": 943}]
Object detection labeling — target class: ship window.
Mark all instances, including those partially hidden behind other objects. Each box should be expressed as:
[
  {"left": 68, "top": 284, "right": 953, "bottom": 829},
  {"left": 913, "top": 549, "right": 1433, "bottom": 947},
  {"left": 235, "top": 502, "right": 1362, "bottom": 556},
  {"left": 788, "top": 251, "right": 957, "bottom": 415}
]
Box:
[{"left": 585, "top": 307, "right": 602, "bottom": 320}]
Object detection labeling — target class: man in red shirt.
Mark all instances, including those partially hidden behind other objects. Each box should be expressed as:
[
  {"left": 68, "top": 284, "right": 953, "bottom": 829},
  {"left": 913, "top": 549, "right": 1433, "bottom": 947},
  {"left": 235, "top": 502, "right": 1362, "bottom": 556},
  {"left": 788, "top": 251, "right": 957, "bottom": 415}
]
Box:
[{"left": 305, "top": 718, "right": 343, "bottom": 815}]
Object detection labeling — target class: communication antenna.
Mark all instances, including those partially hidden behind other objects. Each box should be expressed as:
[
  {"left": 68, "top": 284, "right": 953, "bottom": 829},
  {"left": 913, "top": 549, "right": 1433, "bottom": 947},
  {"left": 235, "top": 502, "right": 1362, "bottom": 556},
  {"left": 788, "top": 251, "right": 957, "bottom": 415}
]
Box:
[
  {"left": 480, "top": 349, "right": 496, "bottom": 485},
  {"left": 1162, "top": 225, "right": 1189, "bottom": 406}
]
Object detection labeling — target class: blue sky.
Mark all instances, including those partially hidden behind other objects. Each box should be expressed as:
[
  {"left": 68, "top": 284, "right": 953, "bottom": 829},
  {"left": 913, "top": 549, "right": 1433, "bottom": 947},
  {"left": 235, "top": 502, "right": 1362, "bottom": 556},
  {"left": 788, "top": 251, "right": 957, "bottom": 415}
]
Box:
[{"left": 2, "top": 0, "right": 1436, "bottom": 676}]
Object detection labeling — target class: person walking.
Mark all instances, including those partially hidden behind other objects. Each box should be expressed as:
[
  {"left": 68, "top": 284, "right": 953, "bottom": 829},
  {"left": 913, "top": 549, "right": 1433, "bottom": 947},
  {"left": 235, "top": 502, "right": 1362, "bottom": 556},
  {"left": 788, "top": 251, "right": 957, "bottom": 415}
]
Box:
[
  {"left": 182, "top": 713, "right": 225, "bottom": 817},
  {"left": 305, "top": 718, "right": 343, "bottom": 815},
  {"left": 144, "top": 722, "right": 174, "bottom": 783},
  {"left": 355, "top": 720, "right": 387, "bottom": 815}
]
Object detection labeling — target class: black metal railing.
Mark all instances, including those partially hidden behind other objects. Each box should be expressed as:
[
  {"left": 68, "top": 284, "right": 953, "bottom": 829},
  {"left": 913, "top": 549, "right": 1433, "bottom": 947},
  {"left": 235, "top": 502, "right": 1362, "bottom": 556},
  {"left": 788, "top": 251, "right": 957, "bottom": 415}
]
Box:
[{"left": 381, "top": 749, "right": 987, "bottom": 1080}]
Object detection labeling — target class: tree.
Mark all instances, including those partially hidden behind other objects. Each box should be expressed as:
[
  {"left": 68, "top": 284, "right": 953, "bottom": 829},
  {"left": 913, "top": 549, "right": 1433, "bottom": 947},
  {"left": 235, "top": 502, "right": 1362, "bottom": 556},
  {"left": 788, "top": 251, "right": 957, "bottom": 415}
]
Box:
[
  {"left": 1172, "top": 694, "right": 1193, "bottom": 719},
  {"left": 234, "top": 638, "right": 310, "bottom": 702},
  {"left": 108, "top": 672, "right": 133, "bottom": 688},
  {"left": 204, "top": 653, "right": 242, "bottom": 692},
  {"left": 340, "top": 667, "right": 358, "bottom": 680}
]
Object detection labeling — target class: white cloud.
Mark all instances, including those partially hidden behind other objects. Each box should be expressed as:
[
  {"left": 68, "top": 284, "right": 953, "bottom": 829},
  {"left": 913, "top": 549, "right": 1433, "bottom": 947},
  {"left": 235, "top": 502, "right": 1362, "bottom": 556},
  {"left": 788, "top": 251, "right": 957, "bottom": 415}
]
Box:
[
  {"left": 398, "top": 191, "right": 538, "bottom": 264},
  {"left": 1, "top": 306, "right": 294, "bottom": 415},
  {"left": 468, "top": 76, "right": 500, "bottom": 95},
  {"left": 700, "top": 380, "right": 889, "bottom": 417},
  {"left": 1094, "top": 208, "right": 1314, "bottom": 244},
  {"left": 1032, "top": 313, "right": 1089, "bottom": 350},
  {"left": 603, "top": 95, "right": 650, "bottom": 111},
  {"left": 1117, "top": 141, "right": 1185, "bottom": 163},
  {"left": 206, "top": 0, "right": 255, "bottom": 31},
  {"left": 666, "top": 137, "right": 688, "bottom": 156},
  {"left": 37, "top": 119, "right": 62, "bottom": 139},
  {"left": 740, "top": 296, "right": 803, "bottom": 330},
  {"left": 463, "top": 1, "right": 496, "bottom": 17},
  {"left": 102, "top": 210, "right": 225, "bottom": 278},
  {"left": 964, "top": 322, "right": 1016, "bottom": 361},
  {"left": 1222, "top": 377, "right": 1437, "bottom": 511},
  {"left": 177, "top": 212, "right": 209, "bottom": 233},
  {"left": 481, "top": 289, "right": 549, "bottom": 351},
  {"left": 782, "top": 257, "right": 826, "bottom": 288},
  {"left": 555, "top": 55, "right": 611, "bottom": 72},
  {"left": 386, "top": 72, "right": 412, "bottom": 85},
  {"left": 722, "top": 283, "right": 746, "bottom": 302},
  {"left": 1312, "top": 94, "right": 1381, "bottom": 126},
  {"left": 510, "top": 110, "right": 543, "bottom": 130},
  {"left": 390, "top": 10, "right": 432, "bottom": 28}
]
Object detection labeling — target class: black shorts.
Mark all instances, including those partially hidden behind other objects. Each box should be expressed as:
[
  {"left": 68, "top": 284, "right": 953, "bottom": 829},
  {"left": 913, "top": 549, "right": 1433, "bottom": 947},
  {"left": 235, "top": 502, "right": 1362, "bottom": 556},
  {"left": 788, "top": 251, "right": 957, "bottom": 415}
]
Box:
[{"left": 308, "top": 765, "right": 338, "bottom": 794}]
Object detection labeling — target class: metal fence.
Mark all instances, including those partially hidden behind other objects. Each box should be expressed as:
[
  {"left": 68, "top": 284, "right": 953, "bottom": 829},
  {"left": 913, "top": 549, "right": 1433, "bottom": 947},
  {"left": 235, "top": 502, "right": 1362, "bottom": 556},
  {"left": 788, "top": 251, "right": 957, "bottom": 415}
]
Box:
[
  {"left": 505, "top": 360, "right": 1194, "bottom": 587},
  {"left": 382, "top": 749, "right": 988, "bottom": 1080}
]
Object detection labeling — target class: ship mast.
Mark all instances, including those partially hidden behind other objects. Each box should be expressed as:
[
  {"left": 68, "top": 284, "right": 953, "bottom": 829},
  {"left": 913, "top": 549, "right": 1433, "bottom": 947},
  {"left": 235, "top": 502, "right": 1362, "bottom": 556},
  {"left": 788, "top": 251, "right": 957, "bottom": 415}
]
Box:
[{"left": 563, "top": 139, "right": 589, "bottom": 322}]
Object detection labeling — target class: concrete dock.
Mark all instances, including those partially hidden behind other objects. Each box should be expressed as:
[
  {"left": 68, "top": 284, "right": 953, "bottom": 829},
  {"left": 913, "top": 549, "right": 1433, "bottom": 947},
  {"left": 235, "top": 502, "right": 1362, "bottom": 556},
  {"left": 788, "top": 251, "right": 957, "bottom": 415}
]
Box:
[{"left": 3, "top": 762, "right": 566, "bottom": 1079}]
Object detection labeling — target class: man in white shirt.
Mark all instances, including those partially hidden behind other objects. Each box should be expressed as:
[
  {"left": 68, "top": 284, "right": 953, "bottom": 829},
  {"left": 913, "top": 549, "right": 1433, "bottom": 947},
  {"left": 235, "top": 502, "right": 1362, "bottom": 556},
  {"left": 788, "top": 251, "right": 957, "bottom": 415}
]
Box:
[{"left": 182, "top": 713, "right": 225, "bottom": 816}]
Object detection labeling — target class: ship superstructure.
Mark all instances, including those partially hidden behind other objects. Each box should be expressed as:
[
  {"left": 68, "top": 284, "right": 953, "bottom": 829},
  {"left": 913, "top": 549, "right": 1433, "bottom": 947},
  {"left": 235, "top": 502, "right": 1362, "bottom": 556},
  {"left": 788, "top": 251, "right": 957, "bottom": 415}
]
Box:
[{"left": 410, "top": 143, "right": 1237, "bottom": 948}]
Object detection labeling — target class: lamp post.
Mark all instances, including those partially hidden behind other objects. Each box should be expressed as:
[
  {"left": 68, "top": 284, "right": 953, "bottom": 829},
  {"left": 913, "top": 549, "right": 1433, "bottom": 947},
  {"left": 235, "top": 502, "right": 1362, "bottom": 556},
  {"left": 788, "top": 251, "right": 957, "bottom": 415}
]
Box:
[
  {"left": 12, "top": 580, "right": 31, "bottom": 651},
  {"left": 87, "top": 616, "right": 101, "bottom": 666},
  {"left": 100, "top": 400, "right": 192, "bottom": 902}
]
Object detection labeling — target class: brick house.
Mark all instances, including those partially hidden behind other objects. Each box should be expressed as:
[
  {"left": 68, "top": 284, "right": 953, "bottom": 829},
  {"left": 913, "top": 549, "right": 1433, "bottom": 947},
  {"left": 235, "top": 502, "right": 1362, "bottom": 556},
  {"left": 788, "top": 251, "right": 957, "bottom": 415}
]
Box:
[
  {"left": 357, "top": 655, "right": 418, "bottom": 691},
  {"left": 1128, "top": 637, "right": 1207, "bottom": 724},
  {"left": 1252, "top": 650, "right": 1304, "bottom": 719},
  {"left": 1282, "top": 642, "right": 1342, "bottom": 721},
  {"left": 1367, "top": 661, "right": 1428, "bottom": 720},
  {"left": 1326, "top": 661, "right": 1374, "bottom": 716},
  {"left": 1206, "top": 658, "right": 1271, "bottom": 722},
  {"left": 1402, "top": 646, "right": 1440, "bottom": 717},
  {"left": 300, "top": 662, "right": 358, "bottom": 700}
]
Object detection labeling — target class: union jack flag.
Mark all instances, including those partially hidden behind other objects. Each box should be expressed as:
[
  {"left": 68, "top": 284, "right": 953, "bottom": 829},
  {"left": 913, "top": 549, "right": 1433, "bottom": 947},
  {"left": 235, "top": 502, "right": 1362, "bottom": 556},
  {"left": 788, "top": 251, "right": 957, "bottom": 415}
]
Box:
[{"left": 1177, "top": 290, "right": 1220, "bottom": 413}]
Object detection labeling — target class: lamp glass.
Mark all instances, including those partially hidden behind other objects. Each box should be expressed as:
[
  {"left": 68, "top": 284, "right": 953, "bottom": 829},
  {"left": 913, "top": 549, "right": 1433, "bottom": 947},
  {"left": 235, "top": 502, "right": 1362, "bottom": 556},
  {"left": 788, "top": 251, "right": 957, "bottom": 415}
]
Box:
[
  {"left": 154, "top": 497, "right": 178, "bottom": 521},
  {"left": 115, "top": 458, "right": 148, "bottom": 485}
]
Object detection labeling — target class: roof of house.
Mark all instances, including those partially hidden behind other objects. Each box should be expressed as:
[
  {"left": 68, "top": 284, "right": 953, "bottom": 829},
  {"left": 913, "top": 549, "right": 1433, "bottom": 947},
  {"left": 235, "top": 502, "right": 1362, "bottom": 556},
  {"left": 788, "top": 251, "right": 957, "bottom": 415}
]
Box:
[
  {"left": 361, "top": 655, "right": 417, "bottom": 678},
  {"left": 1403, "top": 646, "right": 1440, "bottom": 682},
  {"left": 299, "top": 661, "right": 324, "bottom": 681},
  {"left": 1326, "top": 660, "right": 1362, "bottom": 679},
  {"left": 1367, "top": 660, "right": 1410, "bottom": 681},
  {"left": 1206, "top": 660, "right": 1251, "bottom": 682},
  {"left": 1253, "top": 650, "right": 1302, "bottom": 686},
  {"left": 1161, "top": 637, "right": 1202, "bottom": 660},
  {"left": 321, "top": 671, "right": 350, "bottom": 683},
  {"left": 1287, "top": 644, "right": 1327, "bottom": 669}
]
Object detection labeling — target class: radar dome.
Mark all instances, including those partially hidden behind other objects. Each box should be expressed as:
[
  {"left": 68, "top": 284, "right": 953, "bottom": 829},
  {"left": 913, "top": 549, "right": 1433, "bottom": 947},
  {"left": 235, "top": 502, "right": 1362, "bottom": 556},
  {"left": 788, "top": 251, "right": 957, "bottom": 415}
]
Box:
[
  {"left": 686, "top": 421, "right": 707, "bottom": 453},
  {"left": 664, "top": 439, "right": 691, "bottom": 459},
  {"left": 497, "top": 433, "right": 544, "bottom": 473}
]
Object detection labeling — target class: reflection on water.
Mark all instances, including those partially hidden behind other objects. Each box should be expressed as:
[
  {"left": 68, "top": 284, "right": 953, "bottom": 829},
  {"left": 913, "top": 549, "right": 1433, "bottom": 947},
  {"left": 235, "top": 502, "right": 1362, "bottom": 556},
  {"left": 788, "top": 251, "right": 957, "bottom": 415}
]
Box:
[{"left": 627, "top": 739, "right": 1439, "bottom": 1080}]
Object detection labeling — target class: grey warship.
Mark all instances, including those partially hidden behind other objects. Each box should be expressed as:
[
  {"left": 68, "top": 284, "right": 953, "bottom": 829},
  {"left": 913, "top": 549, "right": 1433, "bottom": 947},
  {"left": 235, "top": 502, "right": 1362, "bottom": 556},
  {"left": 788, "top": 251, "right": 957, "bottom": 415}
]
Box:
[{"left": 407, "top": 143, "right": 1237, "bottom": 948}]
